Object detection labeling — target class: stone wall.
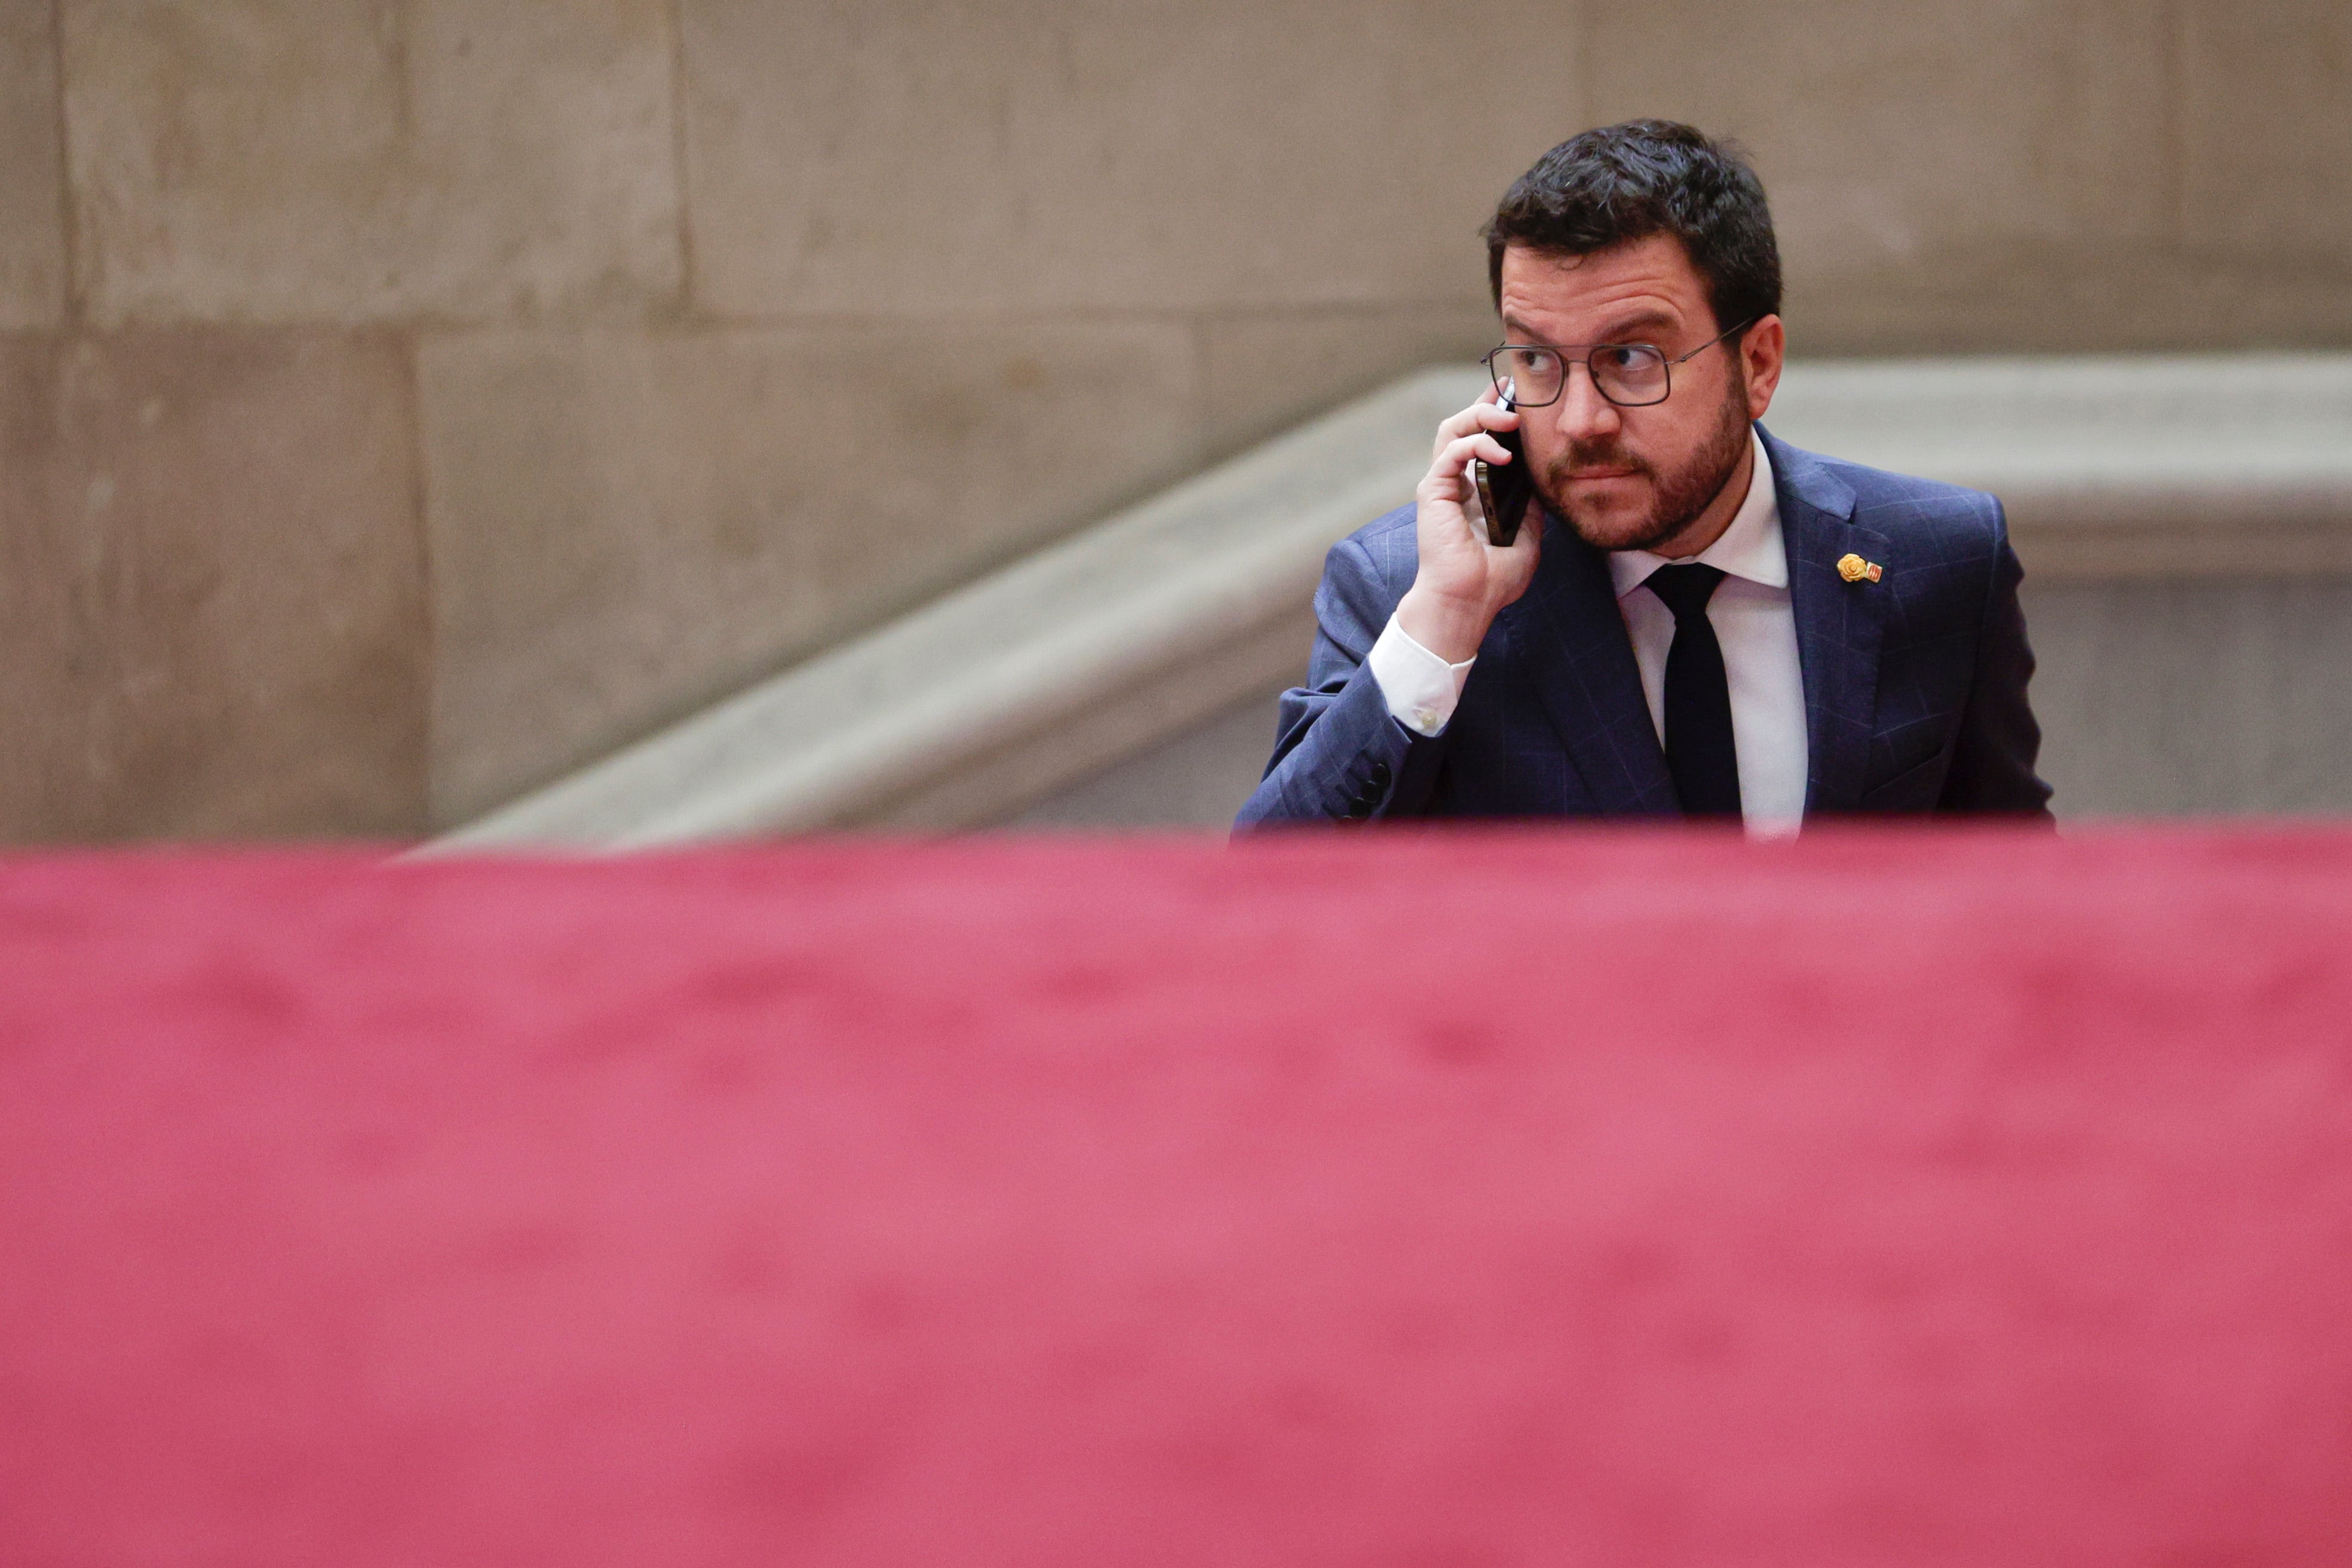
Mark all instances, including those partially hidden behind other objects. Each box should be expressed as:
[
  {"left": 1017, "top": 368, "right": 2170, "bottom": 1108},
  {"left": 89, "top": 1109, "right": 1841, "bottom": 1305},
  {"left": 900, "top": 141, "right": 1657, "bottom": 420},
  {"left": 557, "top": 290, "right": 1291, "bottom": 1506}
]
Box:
[{"left": 5, "top": 1, "right": 2347, "bottom": 840}]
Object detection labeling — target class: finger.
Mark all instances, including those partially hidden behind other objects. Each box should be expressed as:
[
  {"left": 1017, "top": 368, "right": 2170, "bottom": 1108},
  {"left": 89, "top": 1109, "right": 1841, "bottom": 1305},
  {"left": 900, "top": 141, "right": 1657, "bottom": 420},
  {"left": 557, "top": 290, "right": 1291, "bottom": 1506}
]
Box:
[
  {"left": 1431, "top": 395, "right": 1520, "bottom": 457},
  {"left": 1435, "top": 402, "right": 1520, "bottom": 453},
  {"left": 1416, "top": 455, "right": 1474, "bottom": 509},
  {"left": 1434, "top": 431, "right": 1513, "bottom": 474},
  {"left": 1416, "top": 465, "right": 1470, "bottom": 507},
  {"left": 1419, "top": 435, "right": 1514, "bottom": 510}
]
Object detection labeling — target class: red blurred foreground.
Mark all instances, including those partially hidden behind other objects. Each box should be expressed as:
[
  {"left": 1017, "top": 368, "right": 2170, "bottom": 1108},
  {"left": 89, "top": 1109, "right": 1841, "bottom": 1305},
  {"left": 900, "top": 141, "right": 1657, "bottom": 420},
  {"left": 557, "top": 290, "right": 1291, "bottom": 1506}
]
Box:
[{"left": 4, "top": 827, "right": 2351, "bottom": 1567}]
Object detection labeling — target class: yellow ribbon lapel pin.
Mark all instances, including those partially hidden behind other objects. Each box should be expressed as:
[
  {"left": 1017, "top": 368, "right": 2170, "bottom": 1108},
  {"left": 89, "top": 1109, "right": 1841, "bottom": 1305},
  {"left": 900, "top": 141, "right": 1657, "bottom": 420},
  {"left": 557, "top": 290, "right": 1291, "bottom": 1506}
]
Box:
[{"left": 1836, "top": 553, "right": 1884, "bottom": 584}]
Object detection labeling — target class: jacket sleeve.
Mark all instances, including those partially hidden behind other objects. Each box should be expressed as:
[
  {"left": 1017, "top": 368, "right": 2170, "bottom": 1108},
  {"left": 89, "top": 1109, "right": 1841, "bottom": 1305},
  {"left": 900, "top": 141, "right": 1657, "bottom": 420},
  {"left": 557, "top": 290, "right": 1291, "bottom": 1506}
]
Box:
[
  {"left": 1232, "top": 532, "right": 1451, "bottom": 830},
  {"left": 1938, "top": 502, "right": 2055, "bottom": 821}
]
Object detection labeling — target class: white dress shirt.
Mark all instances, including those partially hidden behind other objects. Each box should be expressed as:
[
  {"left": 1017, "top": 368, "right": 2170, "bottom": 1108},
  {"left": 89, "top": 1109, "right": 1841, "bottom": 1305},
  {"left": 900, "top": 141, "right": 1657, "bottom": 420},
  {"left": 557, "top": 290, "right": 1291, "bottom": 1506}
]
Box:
[{"left": 1366, "top": 430, "right": 1808, "bottom": 836}]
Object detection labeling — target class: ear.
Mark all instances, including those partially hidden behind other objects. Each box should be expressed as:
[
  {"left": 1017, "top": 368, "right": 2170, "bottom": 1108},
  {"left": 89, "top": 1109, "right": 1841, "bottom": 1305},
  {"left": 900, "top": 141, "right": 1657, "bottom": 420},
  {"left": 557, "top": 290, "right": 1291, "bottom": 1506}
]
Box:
[{"left": 1740, "top": 315, "right": 1785, "bottom": 422}]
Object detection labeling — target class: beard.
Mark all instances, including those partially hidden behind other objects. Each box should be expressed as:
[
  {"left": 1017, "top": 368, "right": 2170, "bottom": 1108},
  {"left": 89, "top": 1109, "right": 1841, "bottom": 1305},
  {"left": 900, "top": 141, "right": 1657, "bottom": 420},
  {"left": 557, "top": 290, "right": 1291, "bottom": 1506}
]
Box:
[{"left": 1537, "top": 373, "right": 1753, "bottom": 554}]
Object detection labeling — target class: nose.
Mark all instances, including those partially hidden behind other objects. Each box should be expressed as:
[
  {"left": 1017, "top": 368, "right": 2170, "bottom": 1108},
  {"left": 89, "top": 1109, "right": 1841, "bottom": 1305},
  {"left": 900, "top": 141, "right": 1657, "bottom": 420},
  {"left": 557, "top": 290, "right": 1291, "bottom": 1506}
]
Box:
[{"left": 1550, "top": 357, "right": 1623, "bottom": 446}]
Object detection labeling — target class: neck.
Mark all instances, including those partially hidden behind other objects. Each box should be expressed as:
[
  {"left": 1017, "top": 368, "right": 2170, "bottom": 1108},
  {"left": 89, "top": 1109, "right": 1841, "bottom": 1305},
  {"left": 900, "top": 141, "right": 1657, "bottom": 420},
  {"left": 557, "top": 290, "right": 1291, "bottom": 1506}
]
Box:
[{"left": 1647, "top": 428, "right": 1755, "bottom": 560}]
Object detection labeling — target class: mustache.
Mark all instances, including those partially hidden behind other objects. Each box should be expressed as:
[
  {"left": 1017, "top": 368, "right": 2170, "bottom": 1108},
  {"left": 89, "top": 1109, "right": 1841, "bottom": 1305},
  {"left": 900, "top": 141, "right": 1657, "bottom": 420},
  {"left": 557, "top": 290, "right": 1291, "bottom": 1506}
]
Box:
[{"left": 1544, "top": 441, "right": 1651, "bottom": 483}]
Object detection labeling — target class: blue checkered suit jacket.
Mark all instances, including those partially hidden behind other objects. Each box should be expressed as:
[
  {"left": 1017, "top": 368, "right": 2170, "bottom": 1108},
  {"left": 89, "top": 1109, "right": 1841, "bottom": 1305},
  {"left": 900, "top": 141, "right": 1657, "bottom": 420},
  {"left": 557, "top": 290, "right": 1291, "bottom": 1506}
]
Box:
[{"left": 1235, "top": 426, "right": 2053, "bottom": 827}]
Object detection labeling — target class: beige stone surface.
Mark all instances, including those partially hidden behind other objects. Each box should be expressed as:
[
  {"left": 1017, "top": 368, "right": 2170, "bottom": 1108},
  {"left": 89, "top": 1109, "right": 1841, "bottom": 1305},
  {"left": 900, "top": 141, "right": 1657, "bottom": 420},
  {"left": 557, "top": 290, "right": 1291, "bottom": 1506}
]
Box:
[
  {"left": 418, "top": 320, "right": 1199, "bottom": 822},
  {"left": 2181, "top": 0, "right": 2352, "bottom": 259},
  {"left": 1775, "top": 247, "right": 2352, "bottom": 355},
  {"left": 62, "top": 0, "right": 682, "bottom": 324},
  {"left": 1200, "top": 302, "right": 1498, "bottom": 458},
  {"left": 1007, "top": 682, "right": 1285, "bottom": 831},
  {"left": 0, "top": 1, "right": 68, "bottom": 326},
  {"left": 0, "top": 329, "right": 427, "bottom": 841},
  {"left": 12, "top": 0, "right": 2352, "bottom": 846},
  {"left": 679, "top": 0, "right": 1581, "bottom": 315},
  {"left": 427, "top": 366, "right": 1475, "bottom": 850},
  {"left": 2025, "top": 579, "right": 2352, "bottom": 815},
  {"left": 1585, "top": 0, "right": 2174, "bottom": 351}
]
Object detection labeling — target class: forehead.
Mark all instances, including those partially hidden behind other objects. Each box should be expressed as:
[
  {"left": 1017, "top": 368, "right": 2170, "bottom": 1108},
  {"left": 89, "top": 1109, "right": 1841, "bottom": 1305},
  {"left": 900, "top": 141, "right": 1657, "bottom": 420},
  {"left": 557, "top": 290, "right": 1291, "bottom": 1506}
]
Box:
[{"left": 1497, "top": 234, "right": 1711, "bottom": 340}]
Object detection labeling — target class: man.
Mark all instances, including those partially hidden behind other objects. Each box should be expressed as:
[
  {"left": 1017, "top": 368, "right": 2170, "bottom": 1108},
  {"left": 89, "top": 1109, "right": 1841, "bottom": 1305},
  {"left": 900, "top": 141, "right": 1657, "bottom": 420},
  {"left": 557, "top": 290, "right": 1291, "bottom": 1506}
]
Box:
[{"left": 1235, "top": 121, "right": 2051, "bottom": 831}]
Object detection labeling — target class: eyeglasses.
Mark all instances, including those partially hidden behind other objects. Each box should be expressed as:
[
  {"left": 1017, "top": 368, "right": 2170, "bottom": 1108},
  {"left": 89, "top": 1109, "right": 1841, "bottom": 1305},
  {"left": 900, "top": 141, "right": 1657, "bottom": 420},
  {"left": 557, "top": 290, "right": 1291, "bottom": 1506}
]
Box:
[{"left": 1483, "top": 318, "right": 1757, "bottom": 409}]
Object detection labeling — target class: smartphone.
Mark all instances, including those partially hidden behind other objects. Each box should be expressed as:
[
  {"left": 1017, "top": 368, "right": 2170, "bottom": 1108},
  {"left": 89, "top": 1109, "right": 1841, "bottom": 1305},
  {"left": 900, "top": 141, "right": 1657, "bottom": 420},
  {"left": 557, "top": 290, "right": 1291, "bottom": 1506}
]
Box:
[{"left": 1470, "top": 383, "right": 1530, "bottom": 547}]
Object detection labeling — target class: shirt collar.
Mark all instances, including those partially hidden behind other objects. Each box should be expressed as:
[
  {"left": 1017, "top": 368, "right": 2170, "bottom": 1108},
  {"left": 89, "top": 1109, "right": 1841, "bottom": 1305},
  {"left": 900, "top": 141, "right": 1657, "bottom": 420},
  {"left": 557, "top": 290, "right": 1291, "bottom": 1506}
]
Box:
[{"left": 1607, "top": 429, "right": 1784, "bottom": 599}]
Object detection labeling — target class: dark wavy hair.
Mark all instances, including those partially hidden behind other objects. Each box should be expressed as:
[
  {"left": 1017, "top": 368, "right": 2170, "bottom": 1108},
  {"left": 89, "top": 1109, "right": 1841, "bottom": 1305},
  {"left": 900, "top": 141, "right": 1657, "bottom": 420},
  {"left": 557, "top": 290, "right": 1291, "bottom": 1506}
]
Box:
[{"left": 1484, "top": 121, "right": 1782, "bottom": 339}]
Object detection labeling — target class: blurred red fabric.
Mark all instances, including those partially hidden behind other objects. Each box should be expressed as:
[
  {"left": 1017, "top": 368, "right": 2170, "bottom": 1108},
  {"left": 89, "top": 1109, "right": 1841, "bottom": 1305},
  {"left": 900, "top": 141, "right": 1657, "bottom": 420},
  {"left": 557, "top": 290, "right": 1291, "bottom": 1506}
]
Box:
[{"left": 3, "top": 827, "right": 2350, "bottom": 1567}]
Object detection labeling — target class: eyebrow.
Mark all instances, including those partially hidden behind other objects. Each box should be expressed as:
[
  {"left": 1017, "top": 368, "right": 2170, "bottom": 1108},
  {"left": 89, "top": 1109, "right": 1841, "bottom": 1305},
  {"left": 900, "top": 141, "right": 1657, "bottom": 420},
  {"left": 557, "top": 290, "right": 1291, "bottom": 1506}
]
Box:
[{"left": 1502, "top": 308, "right": 1682, "bottom": 346}]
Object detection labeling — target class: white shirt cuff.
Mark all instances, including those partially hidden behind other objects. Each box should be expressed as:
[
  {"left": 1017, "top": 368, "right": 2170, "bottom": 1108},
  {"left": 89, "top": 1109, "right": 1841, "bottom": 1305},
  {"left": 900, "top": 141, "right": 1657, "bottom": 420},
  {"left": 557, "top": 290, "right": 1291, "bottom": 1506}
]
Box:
[{"left": 1367, "top": 615, "right": 1476, "bottom": 737}]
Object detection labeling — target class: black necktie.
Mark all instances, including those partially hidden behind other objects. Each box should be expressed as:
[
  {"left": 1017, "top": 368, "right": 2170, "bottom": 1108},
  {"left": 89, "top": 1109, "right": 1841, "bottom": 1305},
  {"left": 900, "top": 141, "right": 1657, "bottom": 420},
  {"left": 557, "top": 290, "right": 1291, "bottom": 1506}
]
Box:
[{"left": 1644, "top": 564, "right": 1742, "bottom": 817}]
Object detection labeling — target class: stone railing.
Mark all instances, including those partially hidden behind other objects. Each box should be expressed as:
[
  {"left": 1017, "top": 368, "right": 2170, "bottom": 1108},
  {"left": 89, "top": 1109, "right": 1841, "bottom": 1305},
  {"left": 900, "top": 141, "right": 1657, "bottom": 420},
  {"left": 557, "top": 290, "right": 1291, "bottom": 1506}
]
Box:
[{"left": 433, "top": 353, "right": 2352, "bottom": 849}]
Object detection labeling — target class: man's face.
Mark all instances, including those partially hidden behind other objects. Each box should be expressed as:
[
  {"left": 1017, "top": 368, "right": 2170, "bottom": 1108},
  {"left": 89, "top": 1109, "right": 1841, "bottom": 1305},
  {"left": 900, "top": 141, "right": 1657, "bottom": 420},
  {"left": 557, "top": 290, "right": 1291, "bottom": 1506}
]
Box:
[{"left": 1496, "top": 235, "right": 1780, "bottom": 553}]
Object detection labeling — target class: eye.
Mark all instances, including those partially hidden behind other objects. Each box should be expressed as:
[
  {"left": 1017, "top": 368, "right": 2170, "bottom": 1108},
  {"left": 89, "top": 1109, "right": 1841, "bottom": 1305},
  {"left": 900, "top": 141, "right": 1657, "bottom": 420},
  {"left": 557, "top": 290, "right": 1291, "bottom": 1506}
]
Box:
[{"left": 1594, "top": 345, "right": 1645, "bottom": 372}]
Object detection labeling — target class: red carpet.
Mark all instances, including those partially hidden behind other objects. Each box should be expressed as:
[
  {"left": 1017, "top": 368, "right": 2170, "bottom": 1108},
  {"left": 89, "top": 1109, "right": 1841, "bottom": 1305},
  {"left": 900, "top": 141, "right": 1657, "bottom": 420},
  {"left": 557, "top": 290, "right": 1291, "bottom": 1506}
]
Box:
[{"left": 4, "top": 828, "right": 2350, "bottom": 1567}]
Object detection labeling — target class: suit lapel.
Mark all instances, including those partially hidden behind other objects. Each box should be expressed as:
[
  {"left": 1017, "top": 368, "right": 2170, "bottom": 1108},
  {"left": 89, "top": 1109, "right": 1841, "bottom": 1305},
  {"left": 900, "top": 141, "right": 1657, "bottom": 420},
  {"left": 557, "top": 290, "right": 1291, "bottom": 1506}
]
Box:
[
  {"left": 1511, "top": 513, "right": 1679, "bottom": 816},
  {"left": 1762, "top": 428, "right": 1889, "bottom": 815}
]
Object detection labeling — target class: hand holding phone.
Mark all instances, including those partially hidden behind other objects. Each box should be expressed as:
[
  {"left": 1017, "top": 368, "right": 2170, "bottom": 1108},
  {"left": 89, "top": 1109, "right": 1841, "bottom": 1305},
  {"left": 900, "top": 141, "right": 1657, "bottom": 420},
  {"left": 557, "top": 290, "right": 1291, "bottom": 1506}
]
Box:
[
  {"left": 1470, "top": 383, "right": 1531, "bottom": 547},
  {"left": 1398, "top": 381, "right": 1543, "bottom": 664}
]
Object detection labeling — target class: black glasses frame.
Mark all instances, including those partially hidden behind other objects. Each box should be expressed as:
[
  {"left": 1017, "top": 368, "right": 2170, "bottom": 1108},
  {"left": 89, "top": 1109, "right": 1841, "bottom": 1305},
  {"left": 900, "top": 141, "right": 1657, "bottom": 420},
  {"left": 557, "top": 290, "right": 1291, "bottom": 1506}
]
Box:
[{"left": 1483, "top": 317, "right": 1759, "bottom": 409}]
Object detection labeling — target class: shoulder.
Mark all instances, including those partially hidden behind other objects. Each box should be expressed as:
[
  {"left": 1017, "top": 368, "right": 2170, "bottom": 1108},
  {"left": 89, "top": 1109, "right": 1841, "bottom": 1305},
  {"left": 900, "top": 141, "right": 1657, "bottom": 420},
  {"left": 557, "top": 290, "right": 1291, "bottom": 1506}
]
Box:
[
  {"left": 1298, "top": 502, "right": 1419, "bottom": 646},
  {"left": 1313, "top": 501, "right": 1419, "bottom": 607},
  {"left": 1327, "top": 502, "right": 1421, "bottom": 587},
  {"left": 1835, "top": 458, "right": 2004, "bottom": 540},
  {"left": 1762, "top": 428, "right": 2008, "bottom": 567}
]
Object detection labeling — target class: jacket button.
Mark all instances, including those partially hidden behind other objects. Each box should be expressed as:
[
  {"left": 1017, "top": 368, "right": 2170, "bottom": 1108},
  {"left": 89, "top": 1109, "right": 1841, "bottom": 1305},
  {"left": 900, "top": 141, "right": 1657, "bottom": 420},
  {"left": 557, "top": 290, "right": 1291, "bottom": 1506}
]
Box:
[{"left": 1369, "top": 760, "right": 1392, "bottom": 787}]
